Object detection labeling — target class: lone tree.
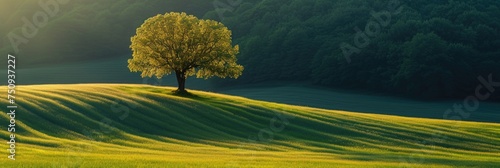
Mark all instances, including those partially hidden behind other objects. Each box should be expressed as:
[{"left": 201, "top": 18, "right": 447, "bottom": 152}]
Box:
[{"left": 128, "top": 12, "right": 243, "bottom": 93}]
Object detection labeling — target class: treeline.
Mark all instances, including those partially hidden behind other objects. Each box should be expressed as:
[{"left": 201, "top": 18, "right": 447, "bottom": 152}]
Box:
[
  {"left": 2, "top": 0, "right": 498, "bottom": 100},
  {"left": 1, "top": 0, "right": 214, "bottom": 68},
  {"left": 205, "top": 0, "right": 500, "bottom": 99}
]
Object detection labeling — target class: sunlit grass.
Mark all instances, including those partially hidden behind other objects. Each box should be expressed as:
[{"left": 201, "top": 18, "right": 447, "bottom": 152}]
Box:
[{"left": 0, "top": 84, "right": 499, "bottom": 167}]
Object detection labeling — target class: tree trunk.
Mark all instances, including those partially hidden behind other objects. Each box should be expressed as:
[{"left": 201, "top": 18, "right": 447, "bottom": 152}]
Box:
[{"left": 175, "top": 71, "right": 187, "bottom": 93}]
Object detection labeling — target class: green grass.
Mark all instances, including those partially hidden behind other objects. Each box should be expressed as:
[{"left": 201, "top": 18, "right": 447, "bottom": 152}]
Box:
[
  {"left": 1, "top": 84, "right": 499, "bottom": 167},
  {"left": 1, "top": 56, "right": 213, "bottom": 90},
  {"left": 220, "top": 84, "right": 500, "bottom": 123}
]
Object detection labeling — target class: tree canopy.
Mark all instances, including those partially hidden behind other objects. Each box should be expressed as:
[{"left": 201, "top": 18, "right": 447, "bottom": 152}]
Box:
[
  {"left": 128, "top": 12, "right": 243, "bottom": 93},
  {"left": 2, "top": 0, "right": 499, "bottom": 100},
  {"left": 205, "top": 0, "right": 500, "bottom": 99}
]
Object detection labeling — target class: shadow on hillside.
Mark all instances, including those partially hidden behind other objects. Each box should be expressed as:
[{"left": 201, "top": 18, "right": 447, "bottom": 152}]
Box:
[{"left": 171, "top": 90, "right": 211, "bottom": 101}]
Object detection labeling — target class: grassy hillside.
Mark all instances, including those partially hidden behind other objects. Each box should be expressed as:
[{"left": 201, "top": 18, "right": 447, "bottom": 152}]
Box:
[
  {"left": 220, "top": 84, "right": 500, "bottom": 123},
  {"left": 1, "top": 84, "right": 500, "bottom": 167},
  {"left": 0, "top": 56, "right": 213, "bottom": 90}
]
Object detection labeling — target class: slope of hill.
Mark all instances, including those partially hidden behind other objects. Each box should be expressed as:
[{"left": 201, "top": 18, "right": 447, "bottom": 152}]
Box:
[
  {"left": 1, "top": 84, "right": 499, "bottom": 167},
  {"left": 0, "top": 56, "right": 213, "bottom": 90},
  {"left": 219, "top": 84, "right": 500, "bottom": 123}
]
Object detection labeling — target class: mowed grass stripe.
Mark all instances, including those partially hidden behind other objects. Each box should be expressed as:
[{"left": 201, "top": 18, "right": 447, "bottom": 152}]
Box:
[{"left": 0, "top": 84, "right": 498, "bottom": 167}]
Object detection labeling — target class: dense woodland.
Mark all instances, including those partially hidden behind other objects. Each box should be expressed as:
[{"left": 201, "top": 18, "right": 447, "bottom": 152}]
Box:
[
  {"left": 206, "top": 0, "right": 500, "bottom": 99},
  {"left": 1, "top": 0, "right": 499, "bottom": 100}
]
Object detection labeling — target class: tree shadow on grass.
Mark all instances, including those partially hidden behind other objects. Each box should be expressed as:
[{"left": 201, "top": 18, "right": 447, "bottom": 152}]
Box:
[{"left": 171, "top": 90, "right": 202, "bottom": 99}]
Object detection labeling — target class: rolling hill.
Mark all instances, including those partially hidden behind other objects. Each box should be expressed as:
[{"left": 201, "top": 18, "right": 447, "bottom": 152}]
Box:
[
  {"left": 220, "top": 84, "right": 500, "bottom": 123},
  {"left": 1, "top": 84, "right": 499, "bottom": 167}
]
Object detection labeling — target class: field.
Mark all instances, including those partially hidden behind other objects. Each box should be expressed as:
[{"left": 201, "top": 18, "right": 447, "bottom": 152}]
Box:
[
  {"left": 1, "top": 84, "right": 500, "bottom": 167},
  {"left": 220, "top": 84, "right": 500, "bottom": 123}
]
